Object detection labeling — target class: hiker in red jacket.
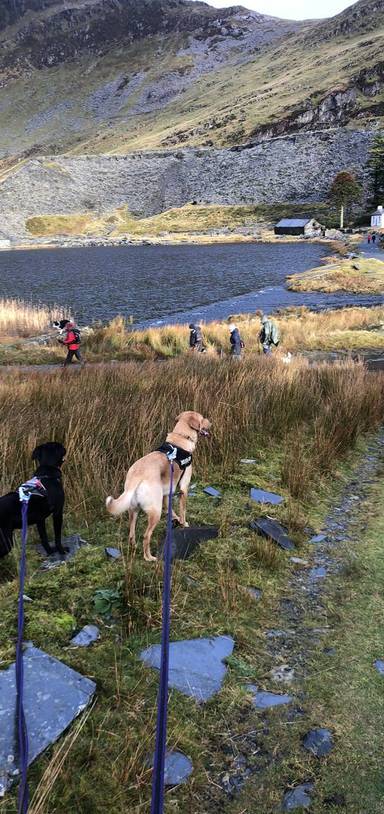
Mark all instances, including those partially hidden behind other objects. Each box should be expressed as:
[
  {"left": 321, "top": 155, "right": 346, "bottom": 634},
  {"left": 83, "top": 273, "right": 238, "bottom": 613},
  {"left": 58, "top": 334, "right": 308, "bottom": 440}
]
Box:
[{"left": 61, "top": 321, "right": 85, "bottom": 367}]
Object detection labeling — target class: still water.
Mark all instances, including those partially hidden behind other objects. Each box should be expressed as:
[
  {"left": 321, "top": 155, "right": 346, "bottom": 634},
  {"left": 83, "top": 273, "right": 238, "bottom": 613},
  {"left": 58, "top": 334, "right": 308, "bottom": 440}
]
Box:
[{"left": 0, "top": 242, "right": 382, "bottom": 326}]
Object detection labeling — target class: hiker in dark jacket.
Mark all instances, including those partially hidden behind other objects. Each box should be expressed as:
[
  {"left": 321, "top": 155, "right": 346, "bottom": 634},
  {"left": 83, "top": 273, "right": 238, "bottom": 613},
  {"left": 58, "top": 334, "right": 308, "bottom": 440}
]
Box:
[
  {"left": 229, "top": 323, "right": 242, "bottom": 358},
  {"left": 189, "top": 323, "right": 205, "bottom": 352},
  {"left": 61, "top": 321, "right": 85, "bottom": 367}
]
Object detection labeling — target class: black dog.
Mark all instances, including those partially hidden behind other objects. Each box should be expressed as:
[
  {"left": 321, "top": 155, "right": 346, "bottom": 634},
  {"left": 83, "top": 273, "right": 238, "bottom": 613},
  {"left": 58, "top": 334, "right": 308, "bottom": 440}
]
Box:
[{"left": 0, "top": 442, "right": 67, "bottom": 560}]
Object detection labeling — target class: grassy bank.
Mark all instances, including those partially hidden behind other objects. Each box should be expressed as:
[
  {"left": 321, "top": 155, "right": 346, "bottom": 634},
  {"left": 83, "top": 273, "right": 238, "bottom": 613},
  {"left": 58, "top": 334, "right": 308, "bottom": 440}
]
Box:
[
  {"left": 288, "top": 257, "right": 384, "bottom": 295},
  {"left": 1, "top": 305, "right": 384, "bottom": 366},
  {"left": 0, "top": 358, "right": 383, "bottom": 812},
  {"left": 25, "top": 202, "right": 335, "bottom": 242}
]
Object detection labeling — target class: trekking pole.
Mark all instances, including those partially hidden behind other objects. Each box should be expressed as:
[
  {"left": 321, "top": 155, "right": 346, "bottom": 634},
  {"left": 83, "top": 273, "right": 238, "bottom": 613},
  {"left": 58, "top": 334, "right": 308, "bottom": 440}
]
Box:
[{"left": 16, "top": 478, "right": 46, "bottom": 814}]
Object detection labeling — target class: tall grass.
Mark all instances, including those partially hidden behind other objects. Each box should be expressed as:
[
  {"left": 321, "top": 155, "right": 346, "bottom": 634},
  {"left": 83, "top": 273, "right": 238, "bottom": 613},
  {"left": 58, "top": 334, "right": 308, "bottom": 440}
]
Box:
[
  {"left": 0, "top": 356, "right": 383, "bottom": 513},
  {"left": 85, "top": 306, "right": 384, "bottom": 360},
  {"left": 0, "top": 298, "right": 68, "bottom": 338}
]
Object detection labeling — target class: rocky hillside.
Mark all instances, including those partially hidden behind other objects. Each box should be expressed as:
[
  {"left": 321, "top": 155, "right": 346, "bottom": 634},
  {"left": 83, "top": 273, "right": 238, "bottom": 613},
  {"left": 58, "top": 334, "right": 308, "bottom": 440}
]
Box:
[
  {"left": 1, "top": 0, "right": 384, "bottom": 247},
  {"left": 0, "top": 130, "right": 373, "bottom": 242},
  {"left": 0, "top": 1, "right": 300, "bottom": 163},
  {"left": 1, "top": 0, "right": 383, "bottom": 166},
  {"left": 1, "top": 0, "right": 384, "bottom": 168},
  {"left": 0, "top": 1, "right": 299, "bottom": 76}
]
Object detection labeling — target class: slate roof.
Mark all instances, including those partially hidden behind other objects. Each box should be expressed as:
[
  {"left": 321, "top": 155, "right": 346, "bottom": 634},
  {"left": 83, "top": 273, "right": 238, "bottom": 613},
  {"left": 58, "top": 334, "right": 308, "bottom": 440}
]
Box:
[{"left": 276, "top": 218, "right": 312, "bottom": 227}]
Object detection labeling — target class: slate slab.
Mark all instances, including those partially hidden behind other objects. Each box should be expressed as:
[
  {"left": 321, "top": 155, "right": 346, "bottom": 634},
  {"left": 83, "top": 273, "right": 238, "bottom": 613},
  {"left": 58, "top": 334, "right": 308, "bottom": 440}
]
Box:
[
  {"left": 252, "top": 691, "right": 293, "bottom": 710},
  {"left": 250, "top": 518, "right": 295, "bottom": 551},
  {"left": 308, "top": 534, "right": 326, "bottom": 544},
  {"left": 303, "top": 728, "right": 334, "bottom": 757},
  {"left": 250, "top": 488, "right": 284, "bottom": 505},
  {"left": 105, "top": 547, "right": 121, "bottom": 560},
  {"left": 149, "top": 751, "right": 193, "bottom": 786},
  {"left": 203, "top": 487, "right": 221, "bottom": 498},
  {"left": 374, "top": 659, "right": 384, "bottom": 675},
  {"left": 308, "top": 566, "right": 327, "bottom": 580},
  {"left": 140, "top": 636, "right": 234, "bottom": 702},
  {"left": 246, "top": 684, "right": 293, "bottom": 709},
  {"left": 70, "top": 625, "right": 100, "bottom": 647},
  {"left": 159, "top": 525, "right": 219, "bottom": 561},
  {"left": 282, "top": 783, "right": 314, "bottom": 811},
  {"left": 0, "top": 644, "right": 96, "bottom": 796},
  {"left": 38, "top": 534, "right": 88, "bottom": 570}
]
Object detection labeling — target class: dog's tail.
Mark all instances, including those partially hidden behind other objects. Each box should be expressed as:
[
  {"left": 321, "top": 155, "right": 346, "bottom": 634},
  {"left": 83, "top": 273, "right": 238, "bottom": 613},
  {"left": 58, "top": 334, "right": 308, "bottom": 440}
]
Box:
[{"left": 106, "top": 491, "right": 134, "bottom": 516}]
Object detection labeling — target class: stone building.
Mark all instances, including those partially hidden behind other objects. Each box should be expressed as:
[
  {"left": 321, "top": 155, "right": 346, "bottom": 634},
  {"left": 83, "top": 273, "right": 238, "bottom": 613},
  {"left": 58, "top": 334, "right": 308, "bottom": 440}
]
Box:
[{"left": 274, "top": 218, "right": 322, "bottom": 237}]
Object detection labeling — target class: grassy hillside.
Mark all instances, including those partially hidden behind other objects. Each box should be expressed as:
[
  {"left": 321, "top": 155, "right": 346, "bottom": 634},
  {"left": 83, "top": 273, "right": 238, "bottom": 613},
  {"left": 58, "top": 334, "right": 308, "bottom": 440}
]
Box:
[
  {"left": 0, "top": 0, "right": 383, "bottom": 162},
  {"left": 25, "top": 202, "right": 334, "bottom": 239}
]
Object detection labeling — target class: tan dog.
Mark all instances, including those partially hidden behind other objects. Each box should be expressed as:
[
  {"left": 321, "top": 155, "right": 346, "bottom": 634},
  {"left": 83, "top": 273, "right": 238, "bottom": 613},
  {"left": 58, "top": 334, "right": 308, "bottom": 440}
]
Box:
[{"left": 106, "top": 411, "right": 211, "bottom": 561}]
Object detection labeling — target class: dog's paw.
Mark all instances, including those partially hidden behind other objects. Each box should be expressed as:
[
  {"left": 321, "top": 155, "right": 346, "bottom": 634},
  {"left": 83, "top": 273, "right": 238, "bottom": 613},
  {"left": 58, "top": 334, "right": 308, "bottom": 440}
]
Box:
[
  {"left": 183, "top": 522, "right": 190, "bottom": 528},
  {"left": 144, "top": 554, "right": 157, "bottom": 563}
]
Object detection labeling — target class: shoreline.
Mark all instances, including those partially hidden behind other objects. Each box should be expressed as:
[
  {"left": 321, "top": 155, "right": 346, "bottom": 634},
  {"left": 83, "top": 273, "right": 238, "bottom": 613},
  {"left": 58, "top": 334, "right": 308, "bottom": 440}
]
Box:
[{"left": 0, "top": 232, "right": 348, "bottom": 253}]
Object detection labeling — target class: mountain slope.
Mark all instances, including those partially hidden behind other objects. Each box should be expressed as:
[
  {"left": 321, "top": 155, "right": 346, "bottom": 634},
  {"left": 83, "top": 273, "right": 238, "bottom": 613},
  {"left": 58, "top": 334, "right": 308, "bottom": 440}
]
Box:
[
  {"left": 0, "top": 1, "right": 298, "bottom": 75},
  {"left": 0, "top": 0, "right": 383, "bottom": 166},
  {"left": 0, "top": 1, "right": 301, "bottom": 161}
]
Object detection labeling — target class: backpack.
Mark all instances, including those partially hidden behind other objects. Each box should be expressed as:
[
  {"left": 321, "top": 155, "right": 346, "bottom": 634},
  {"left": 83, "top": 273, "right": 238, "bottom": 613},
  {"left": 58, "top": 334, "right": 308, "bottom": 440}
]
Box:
[
  {"left": 72, "top": 327, "right": 81, "bottom": 344},
  {"left": 271, "top": 322, "right": 280, "bottom": 346}
]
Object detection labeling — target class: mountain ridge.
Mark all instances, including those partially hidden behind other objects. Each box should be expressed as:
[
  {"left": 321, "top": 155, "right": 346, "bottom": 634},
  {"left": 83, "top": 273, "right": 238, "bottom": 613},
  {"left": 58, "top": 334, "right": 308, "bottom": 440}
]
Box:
[{"left": 0, "top": 0, "right": 383, "bottom": 167}]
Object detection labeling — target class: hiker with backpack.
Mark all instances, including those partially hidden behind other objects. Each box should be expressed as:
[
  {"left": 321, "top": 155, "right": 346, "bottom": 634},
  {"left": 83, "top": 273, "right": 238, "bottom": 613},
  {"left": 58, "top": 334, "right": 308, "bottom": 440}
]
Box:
[
  {"left": 259, "top": 314, "right": 280, "bottom": 355},
  {"left": 60, "top": 321, "right": 85, "bottom": 367},
  {"left": 229, "top": 323, "right": 244, "bottom": 358},
  {"left": 189, "top": 323, "right": 206, "bottom": 353}
]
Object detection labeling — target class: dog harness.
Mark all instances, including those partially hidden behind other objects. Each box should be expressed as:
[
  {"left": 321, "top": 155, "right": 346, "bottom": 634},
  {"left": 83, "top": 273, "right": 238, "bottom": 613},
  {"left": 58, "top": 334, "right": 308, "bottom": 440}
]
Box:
[{"left": 157, "top": 442, "right": 192, "bottom": 470}]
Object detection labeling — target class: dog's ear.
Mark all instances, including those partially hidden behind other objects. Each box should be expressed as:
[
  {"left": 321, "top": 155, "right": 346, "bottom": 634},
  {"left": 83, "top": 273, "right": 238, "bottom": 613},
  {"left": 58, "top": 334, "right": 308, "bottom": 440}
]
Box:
[{"left": 32, "top": 445, "right": 42, "bottom": 462}]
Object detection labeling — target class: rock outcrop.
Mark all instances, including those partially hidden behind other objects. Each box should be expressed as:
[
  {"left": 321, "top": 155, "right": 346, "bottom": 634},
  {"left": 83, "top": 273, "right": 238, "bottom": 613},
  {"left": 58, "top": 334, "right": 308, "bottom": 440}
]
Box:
[{"left": 0, "top": 1, "right": 298, "bottom": 74}]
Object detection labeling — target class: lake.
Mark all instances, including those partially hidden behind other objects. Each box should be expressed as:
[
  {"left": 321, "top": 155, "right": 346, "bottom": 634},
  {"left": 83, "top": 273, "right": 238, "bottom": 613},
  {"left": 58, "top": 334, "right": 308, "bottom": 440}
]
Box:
[{"left": 0, "top": 242, "right": 381, "bottom": 326}]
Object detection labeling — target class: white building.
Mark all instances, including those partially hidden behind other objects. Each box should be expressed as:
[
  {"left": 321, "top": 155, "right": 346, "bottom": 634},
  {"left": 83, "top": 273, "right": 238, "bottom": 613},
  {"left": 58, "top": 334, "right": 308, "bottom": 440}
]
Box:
[{"left": 371, "top": 205, "right": 384, "bottom": 229}]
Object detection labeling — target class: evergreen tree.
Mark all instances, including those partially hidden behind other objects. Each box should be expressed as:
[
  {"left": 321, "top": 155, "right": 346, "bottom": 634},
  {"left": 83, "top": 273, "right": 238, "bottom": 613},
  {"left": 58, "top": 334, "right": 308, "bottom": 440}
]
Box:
[{"left": 367, "top": 133, "right": 384, "bottom": 206}]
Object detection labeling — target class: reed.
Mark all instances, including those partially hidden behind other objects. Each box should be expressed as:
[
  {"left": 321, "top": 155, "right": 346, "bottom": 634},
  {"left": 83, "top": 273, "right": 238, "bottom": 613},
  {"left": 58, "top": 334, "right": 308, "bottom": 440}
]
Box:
[
  {"left": 0, "top": 298, "right": 68, "bottom": 338},
  {"left": 1, "top": 356, "right": 383, "bottom": 512}
]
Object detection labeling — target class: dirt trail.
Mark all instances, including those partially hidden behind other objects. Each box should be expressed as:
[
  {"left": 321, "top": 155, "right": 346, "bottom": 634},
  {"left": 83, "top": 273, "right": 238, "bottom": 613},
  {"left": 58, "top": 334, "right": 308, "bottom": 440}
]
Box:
[
  {"left": 1, "top": 351, "right": 384, "bottom": 375},
  {"left": 260, "top": 429, "right": 384, "bottom": 808},
  {"left": 267, "top": 429, "right": 384, "bottom": 671},
  {"left": 208, "top": 429, "right": 384, "bottom": 810}
]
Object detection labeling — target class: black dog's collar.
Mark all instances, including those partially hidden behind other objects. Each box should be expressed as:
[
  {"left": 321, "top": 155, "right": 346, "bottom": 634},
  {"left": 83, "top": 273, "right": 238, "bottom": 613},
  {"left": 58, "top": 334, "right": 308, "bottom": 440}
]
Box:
[{"left": 157, "top": 443, "right": 192, "bottom": 470}]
